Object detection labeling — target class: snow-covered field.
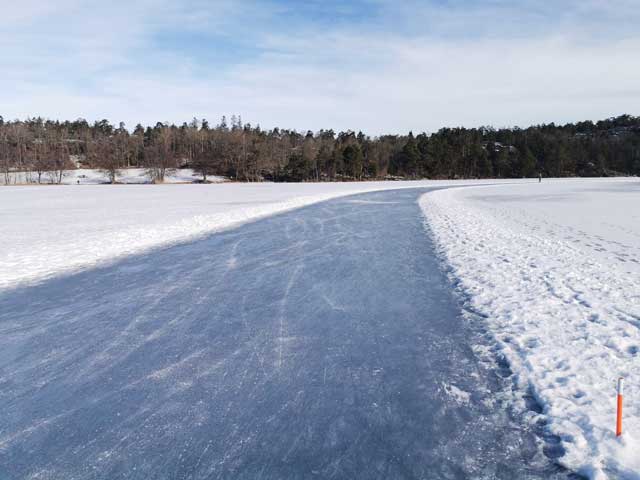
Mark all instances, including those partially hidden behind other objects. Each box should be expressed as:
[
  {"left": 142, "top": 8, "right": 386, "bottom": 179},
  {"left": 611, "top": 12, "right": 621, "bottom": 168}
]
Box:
[
  {"left": 0, "top": 178, "right": 518, "bottom": 291},
  {"left": 420, "top": 178, "right": 640, "bottom": 479}
]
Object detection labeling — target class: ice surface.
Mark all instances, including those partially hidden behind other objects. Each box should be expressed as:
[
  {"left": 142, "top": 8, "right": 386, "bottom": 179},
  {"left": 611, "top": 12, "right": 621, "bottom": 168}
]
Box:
[
  {"left": 0, "top": 189, "right": 569, "bottom": 479},
  {"left": 4, "top": 175, "right": 636, "bottom": 477},
  {"left": 420, "top": 178, "right": 640, "bottom": 479}
]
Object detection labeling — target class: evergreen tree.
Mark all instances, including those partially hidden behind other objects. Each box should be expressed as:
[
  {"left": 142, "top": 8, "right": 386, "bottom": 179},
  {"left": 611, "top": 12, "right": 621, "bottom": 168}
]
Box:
[
  {"left": 1, "top": 113, "right": 639, "bottom": 184},
  {"left": 400, "top": 132, "right": 420, "bottom": 177},
  {"left": 342, "top": 144, "right": 364, "bottom": 179},
  {"left": 285, "top": 152, "right": 311, "bottom": 181}
]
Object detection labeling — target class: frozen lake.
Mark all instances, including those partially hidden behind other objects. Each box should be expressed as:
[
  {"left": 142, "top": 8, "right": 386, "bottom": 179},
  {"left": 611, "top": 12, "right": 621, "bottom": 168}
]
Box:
[{"left": 0, "top": 189, "right": 571, "bottom": 479}]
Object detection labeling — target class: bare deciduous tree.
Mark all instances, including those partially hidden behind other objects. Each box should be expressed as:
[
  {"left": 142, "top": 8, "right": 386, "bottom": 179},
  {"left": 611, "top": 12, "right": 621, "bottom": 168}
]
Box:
[{"left": 145, "top": 125, "right": 176, "bottom": 183}]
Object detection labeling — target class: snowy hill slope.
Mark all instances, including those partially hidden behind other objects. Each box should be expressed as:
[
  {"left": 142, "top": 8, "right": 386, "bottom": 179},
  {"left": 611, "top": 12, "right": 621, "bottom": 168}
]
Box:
[{"left": 420, "top": 178, "right": 640, "bottom": 479}]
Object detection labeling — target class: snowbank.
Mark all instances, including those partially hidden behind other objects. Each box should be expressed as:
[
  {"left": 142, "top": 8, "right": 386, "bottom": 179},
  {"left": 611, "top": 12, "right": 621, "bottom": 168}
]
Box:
[
  {"left": 420, "top": 178, "right": 640, "bottom": 479},
  {"left": 1, "top": 179, "right": 523, "bottom": 291}
]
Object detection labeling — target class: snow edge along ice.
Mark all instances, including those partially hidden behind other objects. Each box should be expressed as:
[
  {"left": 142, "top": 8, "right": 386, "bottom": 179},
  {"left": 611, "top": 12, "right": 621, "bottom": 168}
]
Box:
[
  {"left": 418, "top": 183, "right": 640, "bottom": 480},
  {"left": 1, "top": 180, "right": 504, "bottom": 293},
  {"left": 0, "top": 190, "right": 371, "bottom": 292},
  {"left": 0, "top": 180, "right": 528, "bottom": 291}
]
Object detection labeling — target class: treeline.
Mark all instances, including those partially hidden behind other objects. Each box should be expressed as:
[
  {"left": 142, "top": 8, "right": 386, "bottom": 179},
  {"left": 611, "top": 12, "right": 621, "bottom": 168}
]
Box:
[{"left": 1, "top": 114, "right": 639, "bottom": 184}]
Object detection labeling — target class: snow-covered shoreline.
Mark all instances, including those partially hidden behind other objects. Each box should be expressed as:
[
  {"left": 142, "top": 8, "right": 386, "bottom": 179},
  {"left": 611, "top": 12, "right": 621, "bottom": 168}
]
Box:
[
  {"left": 420, "top": 178, "right": 640, "bottom": 479},
  {"left": 0, "top": 168, "right": 225, "bottom": 185}
]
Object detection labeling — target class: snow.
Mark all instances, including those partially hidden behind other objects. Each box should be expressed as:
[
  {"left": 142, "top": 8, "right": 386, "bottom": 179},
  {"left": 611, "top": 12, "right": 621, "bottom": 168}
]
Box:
[
  {"left": 5, "top": 174, "right": 639, "bottom": 477},
  {"left": 420, "top": 178, "right": 640, "bottom": 479},
  {"left": 0, "top": 188, "right": 568, "bottom": 479},
  {"left": 0, "top": 178, "right": 516, "bottom": 291},
  {"left": 1, "top": 168, "right": 225, "bottom": 185}
]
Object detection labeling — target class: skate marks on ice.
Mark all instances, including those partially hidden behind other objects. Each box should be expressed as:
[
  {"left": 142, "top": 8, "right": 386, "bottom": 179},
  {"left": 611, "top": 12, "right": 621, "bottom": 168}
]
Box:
[{"left": 0, "top": 189, "right": 573, "bottom": 479}]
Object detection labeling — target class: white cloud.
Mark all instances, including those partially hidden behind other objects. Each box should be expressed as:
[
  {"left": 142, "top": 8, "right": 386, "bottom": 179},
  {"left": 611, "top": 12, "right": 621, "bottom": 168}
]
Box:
[{"left": 1, "top": 1, "right": 639, "bottom": 134}]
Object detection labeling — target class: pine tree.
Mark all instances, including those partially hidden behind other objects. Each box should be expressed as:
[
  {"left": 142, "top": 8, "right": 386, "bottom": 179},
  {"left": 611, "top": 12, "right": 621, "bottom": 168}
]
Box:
[
  {"left": 342, "top": 144, "right": 364, "bottom": 179},
  {"left": 400, "top": 132, "right": 420, "bottom": 177}
]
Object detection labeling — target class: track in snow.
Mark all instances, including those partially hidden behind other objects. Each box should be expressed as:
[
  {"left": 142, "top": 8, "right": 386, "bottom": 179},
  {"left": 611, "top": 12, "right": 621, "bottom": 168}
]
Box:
[{"left": 0, "top": 189, "right": 575, "bottom": 479}]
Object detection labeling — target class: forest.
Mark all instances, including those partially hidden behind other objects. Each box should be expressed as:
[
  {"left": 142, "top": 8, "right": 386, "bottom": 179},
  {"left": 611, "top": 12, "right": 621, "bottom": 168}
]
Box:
[{"left": 1, "top": 114, "right": 639, "bottom": 184}]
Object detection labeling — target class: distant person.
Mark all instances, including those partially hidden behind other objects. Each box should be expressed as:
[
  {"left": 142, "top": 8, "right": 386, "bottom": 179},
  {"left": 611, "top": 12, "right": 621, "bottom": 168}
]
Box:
[{"left": 538, "top": 172, "right": 542, "bottom": 183}]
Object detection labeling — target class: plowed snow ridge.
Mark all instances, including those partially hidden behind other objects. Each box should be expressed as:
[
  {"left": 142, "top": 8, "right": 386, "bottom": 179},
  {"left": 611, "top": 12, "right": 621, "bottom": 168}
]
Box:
[{"left": 420, "top": 178, "right": 640, "bottom": 479}]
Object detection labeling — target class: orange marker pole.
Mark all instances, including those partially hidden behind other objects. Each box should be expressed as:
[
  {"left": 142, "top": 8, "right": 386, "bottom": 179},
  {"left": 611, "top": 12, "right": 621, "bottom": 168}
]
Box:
[{"left": 616, "top": 377, "right": 624, "bottom": 437}]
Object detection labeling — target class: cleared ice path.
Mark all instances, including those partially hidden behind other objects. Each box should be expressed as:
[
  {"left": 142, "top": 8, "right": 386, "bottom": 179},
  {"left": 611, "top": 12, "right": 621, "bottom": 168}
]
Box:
[{"left": 1, "top": 189, "right": 574, "bottom": 479}]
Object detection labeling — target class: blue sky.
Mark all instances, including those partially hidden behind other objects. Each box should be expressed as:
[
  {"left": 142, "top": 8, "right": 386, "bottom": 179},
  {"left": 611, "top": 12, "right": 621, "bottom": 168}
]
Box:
[{"left": 1, "top": 0, "right": 639, "bottom": 134}]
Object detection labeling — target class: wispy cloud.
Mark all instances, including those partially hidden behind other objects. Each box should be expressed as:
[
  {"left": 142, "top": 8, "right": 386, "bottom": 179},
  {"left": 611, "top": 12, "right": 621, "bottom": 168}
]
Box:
[{"left": 1, "top": 1, "right": 639, "bottom": 134}]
